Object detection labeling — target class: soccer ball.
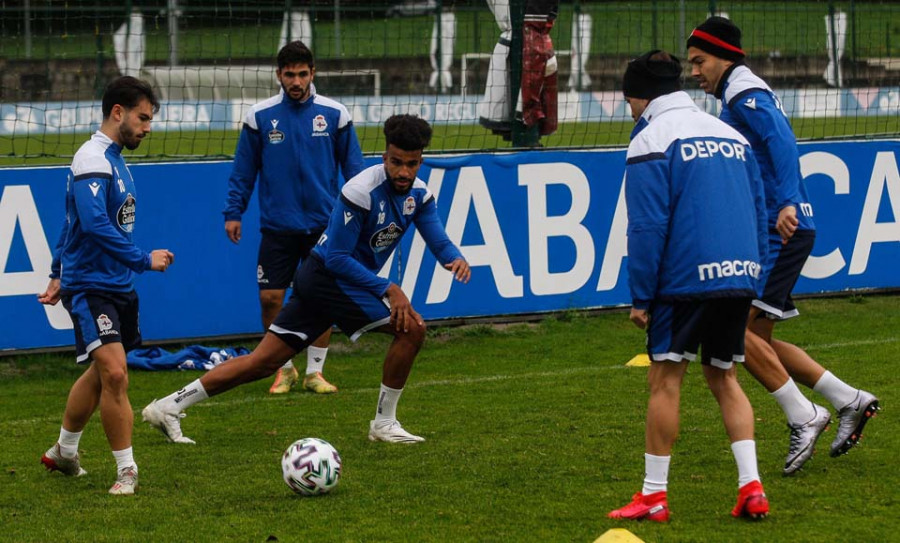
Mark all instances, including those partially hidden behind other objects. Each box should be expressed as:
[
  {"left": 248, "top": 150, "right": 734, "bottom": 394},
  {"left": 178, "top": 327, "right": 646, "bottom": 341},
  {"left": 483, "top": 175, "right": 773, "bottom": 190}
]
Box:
[{"left": 281, "top": 437, "right": 342, "bottom": 496}]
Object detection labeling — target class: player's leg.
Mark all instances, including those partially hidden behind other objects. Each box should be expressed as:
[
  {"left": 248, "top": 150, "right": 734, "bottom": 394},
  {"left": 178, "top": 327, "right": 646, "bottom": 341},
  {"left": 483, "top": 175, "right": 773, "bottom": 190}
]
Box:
[
  {"left": 324, "top": 272, "right": 426, "bottom": 444},
  {"left": 144, "top": 259, "right": 325, "bottom": 443},
  {"left": 297, "top": 231, "right": 338, "bottom": 394},
  {"left": 258, "top": 231, "right": 303, "bottom": 394},
  {"left": 104, "top": 290, "right": 145, "bottom": 495},
  {"left": 610, "top": 301, "right": 695, "bottom": 523},
  {"left": 143, "top": 333, "right": 301, "bottom": 444},
  {"left": 701, "top": 298, "right": 767, "bottom": 519},
  {"left": 302, "top": 328, "right": 338, "bottom": 393},
  {"left": 91, "top": 342, "right": 140, "bottom": 495},
  {"left": 365, "top": 318, "right": 428, "bottom": 444},
  {"left": 42, "top": 363, "right": 98, "bottom": 477},
  {"left": 747, "top": 232, "right": 830, "bottom": 474},
  {"left": 42, "top": 292, "right": 109, "bottom": 479}
]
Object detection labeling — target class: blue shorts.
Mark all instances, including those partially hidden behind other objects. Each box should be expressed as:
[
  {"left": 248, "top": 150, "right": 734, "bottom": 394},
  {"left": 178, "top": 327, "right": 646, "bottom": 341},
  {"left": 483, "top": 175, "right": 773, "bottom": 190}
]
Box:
[
  {"left": 646, "top": 298, "right": 752, "bottom": 370},
  {"left": 269, "top": 254, "right": 391, "bottom": 351},
  {"left": 257, "top": 229, "right": 324, "bottom": 290},
  {"left": 61, "top": 290, "right": 141, "bottom": 364},
  {"left": 753, "top": 229, "right": 816, "bottom": 320}
]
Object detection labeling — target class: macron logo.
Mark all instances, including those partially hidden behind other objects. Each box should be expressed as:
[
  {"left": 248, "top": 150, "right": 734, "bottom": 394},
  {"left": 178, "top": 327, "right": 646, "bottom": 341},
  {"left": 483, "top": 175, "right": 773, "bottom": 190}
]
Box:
[
  {"left": 89, "top": 182, "right": 101, "bottom": 197},
  {"left": 698, "top": 260, "right": 761, "bottom": 282},
  {"left": 744, "top": 97, "right": 757, "bottom": 110},
  {"left": 344, "top": 211, "right": 353, "bottom": 225}
]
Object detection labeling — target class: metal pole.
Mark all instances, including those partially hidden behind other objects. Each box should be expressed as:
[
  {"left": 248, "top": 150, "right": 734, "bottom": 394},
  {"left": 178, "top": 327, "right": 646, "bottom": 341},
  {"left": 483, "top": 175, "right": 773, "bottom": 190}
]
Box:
[
  {"left": 95, "top": 11, "right": 105, "bottom": 98},
  {"left": 850, "top": 0, "right": 857, "bottom": 82},
  {"left": 652, "top": 0, "right": 658, "bottom": 50},
  {"left": 679, "top": 0, "right": 686, "bottom": 53},
  {"left": 575, "top": 1, "right": 582, "bottom": 91},
  {"left": 334, "top": 0, "right": 342, "bottom": 57},
  {"left": 436, "top": 0, "right": 443, "bottom": 93},
  {"left": 168, "top": 0, "right": 178, "bottom": 66},
  {"left": 828, "top": 2, "right": 840, "bottom": 88},
  {"left": 285, "top": 0, "right": 292, "bottom": 43},
  {"left": 24, "top": 0, "right": 32, "bottom": 59}
]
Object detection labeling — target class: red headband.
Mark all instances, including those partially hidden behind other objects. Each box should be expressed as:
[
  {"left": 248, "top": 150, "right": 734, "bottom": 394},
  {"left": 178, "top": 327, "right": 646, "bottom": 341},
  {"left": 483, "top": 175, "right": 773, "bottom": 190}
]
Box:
[{"left": 690, "top": 29, "right": 746, "bottom": 55}]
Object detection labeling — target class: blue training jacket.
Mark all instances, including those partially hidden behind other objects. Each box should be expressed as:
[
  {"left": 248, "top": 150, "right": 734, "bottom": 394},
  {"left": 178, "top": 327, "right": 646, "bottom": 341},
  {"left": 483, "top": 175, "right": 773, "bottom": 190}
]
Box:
[
  {"left": 313, "top": 164, "right": 464, "bottom": 297},
  {"left": 719, "top": 65, "right": 815, "bottom": 232},
  {"left": 50, "top": 131, "right": 151, "bottom": 292},
  {"left": 223, "top": 84, "right": 365, "bottom": 234},
  {"left": 625, "top": 92, "right": 768, "bottom": 309}
]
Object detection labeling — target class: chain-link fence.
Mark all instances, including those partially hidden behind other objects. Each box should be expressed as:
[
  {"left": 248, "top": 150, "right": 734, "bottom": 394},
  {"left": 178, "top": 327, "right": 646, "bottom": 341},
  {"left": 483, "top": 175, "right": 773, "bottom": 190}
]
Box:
[{"left": 1, "top": 1, "right": 898, "bottom": 163}]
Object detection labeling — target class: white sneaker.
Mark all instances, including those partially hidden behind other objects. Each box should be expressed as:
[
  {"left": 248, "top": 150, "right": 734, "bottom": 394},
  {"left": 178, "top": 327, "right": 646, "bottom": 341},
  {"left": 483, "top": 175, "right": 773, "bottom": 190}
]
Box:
[
  {"left": 41, "top": 443, "right": 87, "bottom": 477},
  {"left": 142, "top": 400, "right": 196, "bottom": 444},
  {"left": 368, "top": 420, "right": 425, "bottom": 443},
  {"left": 108, "top": 465, "right": 138, "bottom": 495}
]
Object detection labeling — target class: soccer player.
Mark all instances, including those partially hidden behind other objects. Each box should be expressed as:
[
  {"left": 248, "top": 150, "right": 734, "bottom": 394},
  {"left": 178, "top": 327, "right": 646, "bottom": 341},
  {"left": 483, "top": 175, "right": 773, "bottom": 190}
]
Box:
[
  {"left": 223, "top": 40, "right": 365, "bottom": 395},
  {"left": 143, "top": 114, "right": 470, "bottom": 444},
  {"left": 608, "top": 50, "right": 769, "bottom": 522},
  {"left": 687, "top": 16, "right": 879, "bottom": 475},
  {"left": 38, "top": 76, "right": 173, "bottom": 495}
]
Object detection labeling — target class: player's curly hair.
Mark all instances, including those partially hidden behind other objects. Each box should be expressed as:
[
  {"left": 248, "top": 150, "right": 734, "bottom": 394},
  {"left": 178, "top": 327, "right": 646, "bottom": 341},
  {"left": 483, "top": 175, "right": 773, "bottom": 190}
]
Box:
[
  {"left": 384, "top": 114, "right": 432, "bottom": 151},
  {"left": 277, "top": 40, "right": 315, "bottom": 70}
]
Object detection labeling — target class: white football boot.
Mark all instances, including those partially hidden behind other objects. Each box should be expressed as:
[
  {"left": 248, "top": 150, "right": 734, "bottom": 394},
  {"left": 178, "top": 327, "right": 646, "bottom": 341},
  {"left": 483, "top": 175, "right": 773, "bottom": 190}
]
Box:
[{"left": 368, "top": 420, "right": 425, "bottom": 443}]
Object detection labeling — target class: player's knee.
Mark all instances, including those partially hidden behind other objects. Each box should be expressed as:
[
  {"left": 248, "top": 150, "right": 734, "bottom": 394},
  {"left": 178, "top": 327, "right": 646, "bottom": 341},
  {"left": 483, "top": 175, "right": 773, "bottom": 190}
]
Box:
[
  {"left": 259, "top": 290, "right": 285, "bottom": 313},
  {"left": 101, "top": 366, "right": 129, "bottom": 391},
  {"left": 406, "top": 319, "right": 427, "bottom": 345}
]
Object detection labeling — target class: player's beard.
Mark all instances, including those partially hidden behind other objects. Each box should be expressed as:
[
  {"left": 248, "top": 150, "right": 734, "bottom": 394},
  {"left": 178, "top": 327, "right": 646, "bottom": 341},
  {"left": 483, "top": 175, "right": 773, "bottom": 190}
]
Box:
[
  {"left": 387, "top": 175, "right": 414, "bottom": 194},
  {"left": 283, "top": 82, "right": 310, "bottom": 101},
  {"left": 119, "top": 123, "right": 143, "bottom": 151}
]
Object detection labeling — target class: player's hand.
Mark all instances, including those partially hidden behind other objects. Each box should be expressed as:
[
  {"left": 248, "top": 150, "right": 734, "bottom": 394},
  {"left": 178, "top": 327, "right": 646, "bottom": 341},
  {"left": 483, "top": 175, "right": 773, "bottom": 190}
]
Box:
[
  {"left": 150, "top": 249, "right": 175, "bottom": 272},
  {"left": 630, "top": 308, "right": 648, "bottom": 330},
  {"left": 776, "top": 205, "right": 798, "bottom": 244},
  {"left": 385, "top": 283, "right": 423, "bottom": 333},
  {"left": 37, "top": 278, "right": 61, "bottom": 306},
  {"left": 225, "top": 220, "right": 242, "bottom": 244},
  {"left": 444, "top": 258, "right": 471, "bottom": 283}
]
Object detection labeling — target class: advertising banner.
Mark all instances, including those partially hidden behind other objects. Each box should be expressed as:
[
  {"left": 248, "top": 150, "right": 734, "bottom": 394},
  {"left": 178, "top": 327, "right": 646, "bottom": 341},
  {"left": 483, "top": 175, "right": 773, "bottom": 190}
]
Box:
[{"left": 1, "top": 140, "right": 898, "bottom": 351}]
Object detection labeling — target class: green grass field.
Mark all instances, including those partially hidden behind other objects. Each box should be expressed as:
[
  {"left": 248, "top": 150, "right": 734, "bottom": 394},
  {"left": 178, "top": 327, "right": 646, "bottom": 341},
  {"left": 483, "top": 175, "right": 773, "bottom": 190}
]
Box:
[
  {"left": 3, "top": 115, "right": 899, "bottom": 167},
  {"left": 1, "top": 294, "right": 897, "bottom": 542}
]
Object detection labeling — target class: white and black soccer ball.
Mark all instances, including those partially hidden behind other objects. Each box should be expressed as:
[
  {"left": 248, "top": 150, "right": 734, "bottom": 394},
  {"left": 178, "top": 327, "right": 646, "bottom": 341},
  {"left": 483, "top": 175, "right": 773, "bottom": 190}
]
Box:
[{"left": 281, "top": 437, "right": 342, "bottom": 496}]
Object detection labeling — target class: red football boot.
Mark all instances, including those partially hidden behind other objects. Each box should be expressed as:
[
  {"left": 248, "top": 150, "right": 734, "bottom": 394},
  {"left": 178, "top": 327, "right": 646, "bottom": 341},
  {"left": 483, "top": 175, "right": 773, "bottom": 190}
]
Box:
[
  {"left": 732, "top": 480, "right": 769, "bottom": 520},
  {"left": 608, "top": 491, "right": 670, "bottom": 522}
]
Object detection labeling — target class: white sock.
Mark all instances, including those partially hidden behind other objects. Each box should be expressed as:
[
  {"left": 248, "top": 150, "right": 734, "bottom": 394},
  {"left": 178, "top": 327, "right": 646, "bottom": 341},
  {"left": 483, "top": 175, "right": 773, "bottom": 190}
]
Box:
[
  {"left": 306, "top": 346, "right": 328, "bottom": 375},
  {"left": 158, "top": 379, "right": 209, "bottom": 413},
  {"left": 112, "top": 447, "right": 136, "bottom": 473},
  {"left": 280, "top": 359, "right": 294, "bottom": 371},
  {"left": 375, "top": 384, "right": 403, "bottom": 423},
  {"left": 58, "top": 428, "right": 82, "bottom": 459},
  {"left": 771, "top": 379, "right": 816, "bottom": 426},
  {"left": 642, "top": 453, "right": 670, "bottom": 494},
  {"left": 813, "top": 371, "right": 859, "bottom": 411},
  {"left": 731, "top": 440, "right": 760, "bottom": 488}
]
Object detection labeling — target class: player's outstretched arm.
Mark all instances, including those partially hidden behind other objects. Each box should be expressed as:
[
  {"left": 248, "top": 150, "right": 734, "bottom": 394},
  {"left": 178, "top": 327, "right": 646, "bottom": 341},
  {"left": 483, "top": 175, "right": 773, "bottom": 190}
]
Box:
[
  {"left": 37, "top": 278, "right": 61, "bottom": 306},
  {"left": 443, "top": 258, "right": 471, "bottom": 283}
]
